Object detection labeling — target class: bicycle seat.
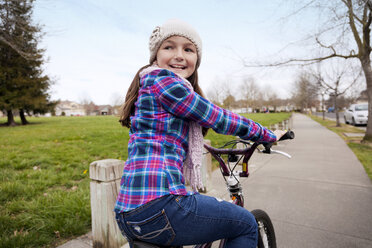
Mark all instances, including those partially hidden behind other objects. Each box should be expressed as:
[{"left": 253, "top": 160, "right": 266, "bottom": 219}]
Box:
[{"left": 132, "top": 240, "right": 182, "bottom": 248}]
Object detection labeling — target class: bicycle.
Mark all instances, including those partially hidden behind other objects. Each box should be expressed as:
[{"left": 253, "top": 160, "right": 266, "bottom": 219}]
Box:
[{"left": 129, "top": 130, "right": 295, "bottom": 248}]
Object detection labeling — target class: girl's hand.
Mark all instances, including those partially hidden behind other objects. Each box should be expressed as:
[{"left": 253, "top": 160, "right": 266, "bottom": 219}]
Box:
[{"left": 272, "top": 130, "right": 288, "bottom": 141}]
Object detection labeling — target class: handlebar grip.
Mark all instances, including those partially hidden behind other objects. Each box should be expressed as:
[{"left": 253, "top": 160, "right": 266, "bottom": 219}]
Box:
[{"left": 278, "top": 130, "right": 295, "bottom": 141}]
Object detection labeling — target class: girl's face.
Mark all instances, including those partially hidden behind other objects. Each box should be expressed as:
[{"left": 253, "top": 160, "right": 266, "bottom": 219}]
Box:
[{"left": 156, "top": 36, "right": 198, "bottom": 79}]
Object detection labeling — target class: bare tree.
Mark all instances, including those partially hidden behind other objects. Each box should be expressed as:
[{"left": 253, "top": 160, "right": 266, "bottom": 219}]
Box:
[
  {"left": 263, "top": 86, "right": 280, "bottom": 112},
  {"left": 207, "top": 77, "right": 232, "bottom": 106},
  {"left": 80, "top": 97, "right": 96, "bottom": 116},
  {"left": 222, "top": 94, "right": 236, "bottom": 110},
  {"left": 314, "top": 60, "right": 361, "bottom": 126},
  {"left": 291, "top": 71, "right": 319, "bottom": 111},
  {"left": 244, "top": 0, "right": 372, "bottom": 142},
  {"left": 239, "top": 77, "right": 261, "bottom": 112},
  {"left": 111, "top": 92, "right": 124, "bottom": 107}
]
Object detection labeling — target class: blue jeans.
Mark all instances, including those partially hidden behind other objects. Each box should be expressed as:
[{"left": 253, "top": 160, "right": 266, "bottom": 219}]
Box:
[{"left": 115, "top": 194, "right": 258, "bottom": 248}]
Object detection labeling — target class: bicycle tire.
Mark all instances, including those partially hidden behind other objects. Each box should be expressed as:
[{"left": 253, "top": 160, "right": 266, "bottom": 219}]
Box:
[{"left": 251, "top": 209, "right": 276, "bottom": 248}]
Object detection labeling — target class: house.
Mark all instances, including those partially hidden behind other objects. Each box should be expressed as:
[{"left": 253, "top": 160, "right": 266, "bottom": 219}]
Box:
[
  {"left": 55, "top": 100, "right": 86, "bottom": 116},
  {"left": 97, "top": 105, "right": 111, "bottom": 115}
]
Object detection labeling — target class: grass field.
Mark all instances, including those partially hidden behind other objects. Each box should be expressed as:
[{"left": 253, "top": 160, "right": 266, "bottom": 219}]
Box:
[
  {"left": 0, "top": 113, "right": 291, "bottom": 247},
  {"left": 309, "top": 115, "right": 372, "bottom": 180}
]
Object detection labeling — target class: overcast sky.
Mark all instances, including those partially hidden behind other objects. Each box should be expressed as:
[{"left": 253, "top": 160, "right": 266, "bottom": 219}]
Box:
[{"left": 33, "top": 0, "right": 322, "bottom": 105}]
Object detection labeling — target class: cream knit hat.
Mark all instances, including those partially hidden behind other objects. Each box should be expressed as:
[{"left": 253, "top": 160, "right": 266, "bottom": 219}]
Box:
[{"left": 149, "top": 19, "right": 202, "bottom": 68}]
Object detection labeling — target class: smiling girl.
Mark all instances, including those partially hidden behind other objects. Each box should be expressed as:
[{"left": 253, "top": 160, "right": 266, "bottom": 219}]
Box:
[{"left": 115, "top": 19, "right": 283, "bottom": 248}]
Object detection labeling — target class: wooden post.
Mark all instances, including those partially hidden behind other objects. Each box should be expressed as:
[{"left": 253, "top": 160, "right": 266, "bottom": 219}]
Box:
[
  {"left": 278, "top": 121, "right": 283, "bottom": 130},
  {"left": 90, "top": 159, "right": 127, "bottom": 248},
  {"left": 283, "top": 119, "right": 288, "bottom": 130}
]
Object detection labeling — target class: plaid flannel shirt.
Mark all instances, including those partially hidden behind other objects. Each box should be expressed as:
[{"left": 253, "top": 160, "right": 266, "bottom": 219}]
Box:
[{"left": 115, "top": 69, "right": 276, "bottom": 212}]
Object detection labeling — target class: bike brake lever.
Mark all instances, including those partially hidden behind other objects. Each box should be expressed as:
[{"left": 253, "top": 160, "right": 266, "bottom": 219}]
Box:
[
  {"left": 270, "top": 149, "right": 292, "bottom": 159},
  {"left": 257, "top": 146, "right": 292, "bottom": 159},
  {"left": 262, "top": 143, "right": 272, "bottom": 154}
]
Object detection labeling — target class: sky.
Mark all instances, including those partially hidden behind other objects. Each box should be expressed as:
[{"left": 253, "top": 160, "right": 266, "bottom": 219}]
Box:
[{"left": 32, "top": 0, "right": 322, "bottom": 105}]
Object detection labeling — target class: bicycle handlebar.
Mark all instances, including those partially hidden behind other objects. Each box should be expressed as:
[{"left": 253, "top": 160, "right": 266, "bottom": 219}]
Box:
[
  {"left": 203, "top": 130, "right": 295, "bottom": 177},
  {"left": 204, "top": 130, "right": 295, "bottom": 156},
  {"left": 263, "top": 130, "right": 295, "bottom": 153}
]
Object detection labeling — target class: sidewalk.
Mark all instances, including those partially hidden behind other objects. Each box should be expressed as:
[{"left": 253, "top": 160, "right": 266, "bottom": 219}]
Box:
[
  {"left": 238, "top": 113, "right": 372, "bottom": 248},
  {"left": 58, "top": 113, "right": 372, "bottom": 248}
]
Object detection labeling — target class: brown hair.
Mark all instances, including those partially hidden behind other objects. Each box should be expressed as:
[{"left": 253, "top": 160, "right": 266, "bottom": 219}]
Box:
[
  {"left": 119, "top": 64, "right": 150, "bottom": 128},
  {"left": 119, "top": 65, "right": 208, "bottom": 136}
]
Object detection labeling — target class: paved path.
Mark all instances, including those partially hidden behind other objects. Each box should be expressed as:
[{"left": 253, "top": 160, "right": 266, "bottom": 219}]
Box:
[
  {"left": 58, "top": 113, "right": 372, "bottom": 248},
  {"left": 231, "top": 113, "right": 372, "bottom": 248}
]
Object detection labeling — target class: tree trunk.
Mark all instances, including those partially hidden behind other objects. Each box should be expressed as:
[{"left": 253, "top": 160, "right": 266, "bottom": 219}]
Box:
[
  {"left": 19, "top": 109, "right": 29, "bottom": 125},
  {"left": 360, "top": 60, "right": 372, "bottom": 142},
  {"left": 334, "top": 95, "right": 341, "bottom": 127},
  {"left": 6, "top": 109, "right": 16, "bottom": 126},
  {"left": 322, "top": 94, "right": 325, "bottom": 120}
]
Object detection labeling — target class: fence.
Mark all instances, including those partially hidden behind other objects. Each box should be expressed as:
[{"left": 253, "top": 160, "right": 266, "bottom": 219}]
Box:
[
  {"left": 268, "top": 118, "right": 292, "bottom": 131},
  {"left": 89, "top": 118, "right": 292, "bottom": 247}
]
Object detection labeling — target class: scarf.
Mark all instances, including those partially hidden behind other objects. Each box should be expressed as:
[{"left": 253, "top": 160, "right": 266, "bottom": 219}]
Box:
[{"left": 139, "top": 65, "right": 204, "bottom": 192}]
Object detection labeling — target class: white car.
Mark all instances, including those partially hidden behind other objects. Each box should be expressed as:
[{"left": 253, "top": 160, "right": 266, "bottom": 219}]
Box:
[{"left": 344, "top": 103, "right": 368, "bottom": 125}]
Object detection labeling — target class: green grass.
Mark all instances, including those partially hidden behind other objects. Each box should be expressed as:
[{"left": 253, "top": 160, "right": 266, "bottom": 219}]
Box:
[
  {"left": 0, "top": 116, "right": 128, "bottom": 248},
  {"left": 309, "top": 115, "right": 372, "bottom": 180},
  {"left": 0, "top": 113, "right": 290, "bottom": 247}
]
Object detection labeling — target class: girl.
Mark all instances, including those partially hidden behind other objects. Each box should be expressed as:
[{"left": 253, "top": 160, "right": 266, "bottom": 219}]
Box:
[{"left": 115, "top": 19, "right": 284, "bottom": 248}]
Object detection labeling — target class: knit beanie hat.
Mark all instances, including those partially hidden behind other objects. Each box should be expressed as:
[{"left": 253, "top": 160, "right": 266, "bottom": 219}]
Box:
[{"left": 149, "top": 19, "right": 202, "bottom": 68}]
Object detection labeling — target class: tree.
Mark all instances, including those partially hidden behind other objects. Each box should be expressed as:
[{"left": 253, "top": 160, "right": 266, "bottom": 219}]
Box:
[
  {"left": 222, "top": 94, "right": 236, "bottom": 110},
  {"left": 291, "top": 72, "right": 319, "bottom": 111},
  {"left": 0, "top": 0, "right": 53, "bottom": 125},
  {"left": 326, "top": 94, "right": 355, "bottom": 110},
  {"left": 239, "top": 77, "right": 261, "bottom": 112},
  {"left": 357, "top": 89, "right": 368, "bottom": 102},
  {"left": 110, "top": 92, "right": 124, "bottom": 115},
  {"left": 80, "top": 97, "right": 97, "bottom": 116},
  {"left": 314, "top": 59, "right": 361, "bottom": 126},
  {"left": 263, "top": 87, "right": 280, "bottom": 112},
  {"left": 207, "top": 77, "right": 232, "bottom": 106},
  {"left": 244, "top": 0, "right": 372, "bottom": 142}
]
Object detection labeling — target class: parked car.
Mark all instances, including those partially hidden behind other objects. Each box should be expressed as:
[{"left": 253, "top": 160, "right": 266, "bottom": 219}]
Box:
[
  {"left": 327, "top": 107, "right": 335, "bottom": 113},
  {"left": 344, "top": 103, "right": 368, "bottom": 125}
]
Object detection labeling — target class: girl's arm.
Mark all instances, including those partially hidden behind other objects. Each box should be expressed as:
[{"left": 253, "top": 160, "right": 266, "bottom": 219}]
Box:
[{"left": 151, "top": 70, "right": 276, "bottom": 143}]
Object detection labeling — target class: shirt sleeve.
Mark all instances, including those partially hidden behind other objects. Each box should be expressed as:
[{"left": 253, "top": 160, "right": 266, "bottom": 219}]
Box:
[{"left": 151, "top": 70, "right": 276, "bottom": 143}]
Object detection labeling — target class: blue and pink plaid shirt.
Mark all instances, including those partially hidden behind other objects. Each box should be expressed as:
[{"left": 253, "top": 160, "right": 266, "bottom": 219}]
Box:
[{"left": 115, "top": 69, "right": 276, "bottom": 212}]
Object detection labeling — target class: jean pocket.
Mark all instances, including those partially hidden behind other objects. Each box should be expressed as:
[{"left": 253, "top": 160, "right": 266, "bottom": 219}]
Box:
[{"left": 126, "top": 209, "right": 175, "bottom": 246}]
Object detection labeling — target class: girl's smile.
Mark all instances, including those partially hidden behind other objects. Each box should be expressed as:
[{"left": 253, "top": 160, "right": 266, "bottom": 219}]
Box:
[{"left": 155, "top": 36, "right": 198, "bottom": 79}]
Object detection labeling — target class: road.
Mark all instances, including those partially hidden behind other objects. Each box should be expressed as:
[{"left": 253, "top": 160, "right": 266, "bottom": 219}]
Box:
[
  {"left": 314, "top": 111, "right": 367, "bottom": 131},
  {"left": 314, "top": 111, "right": 344, "bottom": 121}
]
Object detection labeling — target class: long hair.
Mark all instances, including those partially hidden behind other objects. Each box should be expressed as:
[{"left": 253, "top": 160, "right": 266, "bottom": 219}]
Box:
[
  {"left": 119, "top": 64, "right": 151, "bottom": 128},
  {"left": 119, "top": 65, "right": 209, "bottom": 136}
]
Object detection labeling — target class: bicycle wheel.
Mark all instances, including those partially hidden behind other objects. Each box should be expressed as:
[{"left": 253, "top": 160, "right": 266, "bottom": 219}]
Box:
[{"left": 251, "top": 209, "right": 276, "bottom": 248}]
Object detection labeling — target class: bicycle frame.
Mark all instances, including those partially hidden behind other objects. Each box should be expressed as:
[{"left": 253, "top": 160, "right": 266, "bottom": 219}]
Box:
[{"left": 188, "top": 141, "right": 261, "bottom": 248}]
